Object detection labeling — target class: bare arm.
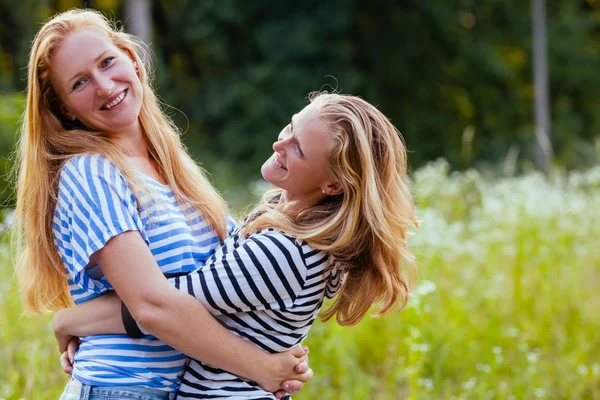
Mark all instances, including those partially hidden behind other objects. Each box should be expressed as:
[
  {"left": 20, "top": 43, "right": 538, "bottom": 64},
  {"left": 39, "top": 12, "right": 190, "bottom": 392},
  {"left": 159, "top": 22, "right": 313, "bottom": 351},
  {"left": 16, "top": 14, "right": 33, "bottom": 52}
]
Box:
[
  {"left": 52, "top": 157, "right": 309, "bottom": 394},
  {"left": 52, "top": 292, "right": 124, "bottom": 351},
  {"left": 52, "top": 293, "right": 310, "bottom": 397},
  {"left": 55, "top": 231, "right": 310, "bottom": 392}
]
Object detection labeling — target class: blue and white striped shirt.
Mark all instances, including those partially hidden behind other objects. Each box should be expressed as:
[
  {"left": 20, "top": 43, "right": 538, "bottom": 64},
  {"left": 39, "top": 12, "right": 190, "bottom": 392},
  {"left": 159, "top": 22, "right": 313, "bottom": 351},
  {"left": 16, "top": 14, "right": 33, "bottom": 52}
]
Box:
[{"left": 52, "top": 153, "right": 227, "bottom": 391}]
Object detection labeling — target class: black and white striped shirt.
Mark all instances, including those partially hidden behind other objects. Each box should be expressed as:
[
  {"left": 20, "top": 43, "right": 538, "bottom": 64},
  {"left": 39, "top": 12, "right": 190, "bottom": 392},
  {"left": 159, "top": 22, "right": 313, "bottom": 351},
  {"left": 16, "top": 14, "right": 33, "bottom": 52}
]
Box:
[{"left": 169, "top": 228, "right": 343, "bottom": 399}]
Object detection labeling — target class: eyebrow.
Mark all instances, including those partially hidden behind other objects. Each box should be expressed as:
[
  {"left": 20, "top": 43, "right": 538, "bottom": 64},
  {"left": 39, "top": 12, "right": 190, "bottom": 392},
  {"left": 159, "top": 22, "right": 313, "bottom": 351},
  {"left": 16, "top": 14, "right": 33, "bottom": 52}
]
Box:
[{"left": 66, "top": 49, "right": 111, "bottom": 86}]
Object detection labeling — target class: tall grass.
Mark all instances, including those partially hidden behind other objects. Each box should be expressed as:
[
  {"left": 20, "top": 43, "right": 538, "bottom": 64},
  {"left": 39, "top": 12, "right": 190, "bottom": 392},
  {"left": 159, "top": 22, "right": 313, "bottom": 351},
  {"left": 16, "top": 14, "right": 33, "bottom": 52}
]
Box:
[
  {"left": 2, "top": 161, "right": 599, "bottom": 399},
  {"left": 0, "top": 229, "right": 65, "bottom": 398}
]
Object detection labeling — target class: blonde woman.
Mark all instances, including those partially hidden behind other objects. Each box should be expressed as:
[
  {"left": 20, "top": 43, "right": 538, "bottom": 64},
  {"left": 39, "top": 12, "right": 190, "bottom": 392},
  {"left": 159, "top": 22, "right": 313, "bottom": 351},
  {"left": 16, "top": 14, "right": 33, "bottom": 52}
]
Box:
[
  {"left": 15, "top": 9, "right": 311, "bottom": 400},
  {"left": 53, "top": 92, "right": 419, "bottom": 399}
]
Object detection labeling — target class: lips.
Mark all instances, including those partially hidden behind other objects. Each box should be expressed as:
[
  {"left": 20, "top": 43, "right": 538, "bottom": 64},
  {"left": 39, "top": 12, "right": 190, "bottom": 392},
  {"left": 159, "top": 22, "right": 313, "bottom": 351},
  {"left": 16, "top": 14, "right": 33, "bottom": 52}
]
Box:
[
  {"left": 272, "top": 154, "right": 287, "bottom": 170},
  {"left": 100, "top": 89, "right": 127, "bottom": 110}
]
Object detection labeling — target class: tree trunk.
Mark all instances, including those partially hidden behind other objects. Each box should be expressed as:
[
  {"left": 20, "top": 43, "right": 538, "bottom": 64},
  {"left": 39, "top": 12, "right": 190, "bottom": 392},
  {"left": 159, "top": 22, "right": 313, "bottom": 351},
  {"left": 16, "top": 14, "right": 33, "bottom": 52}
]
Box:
[
  {"left": 123, "top": 0, "right": 152, "bottom": 46},
  {"left": 532, "top": 0, "right": 553, "bottom": 171}
]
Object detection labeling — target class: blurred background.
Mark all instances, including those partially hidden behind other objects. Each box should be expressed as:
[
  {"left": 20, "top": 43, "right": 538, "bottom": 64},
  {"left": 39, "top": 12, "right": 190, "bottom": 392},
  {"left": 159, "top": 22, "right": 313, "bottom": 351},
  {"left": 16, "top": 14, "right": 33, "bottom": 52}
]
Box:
[{"left": 1, "top": 0, "right": 599, "bottom": 399}]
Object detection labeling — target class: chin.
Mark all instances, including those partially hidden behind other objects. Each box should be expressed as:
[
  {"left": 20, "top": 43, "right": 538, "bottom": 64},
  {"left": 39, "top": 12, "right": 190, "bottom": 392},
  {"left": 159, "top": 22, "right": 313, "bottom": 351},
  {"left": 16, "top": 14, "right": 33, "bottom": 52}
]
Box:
[
  {"left": 109, "top": 112, "right": 140, "bottom": 129},
  {"left": 260, "top": 162, "right": 271, "bottom": 181},
  {"left": 261, "top": 173, "right": 282, "bottom": 191}
]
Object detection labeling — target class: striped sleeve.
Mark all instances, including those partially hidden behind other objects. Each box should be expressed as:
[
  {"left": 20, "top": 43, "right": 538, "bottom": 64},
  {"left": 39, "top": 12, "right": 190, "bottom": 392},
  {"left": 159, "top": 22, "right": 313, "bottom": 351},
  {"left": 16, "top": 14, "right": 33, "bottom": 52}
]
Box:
[
  {"left": 53, "top": 154, "right": 145, "bottom": 291},
  {"left": 172, "top": 230, "right": 308, "bottom": 315}
]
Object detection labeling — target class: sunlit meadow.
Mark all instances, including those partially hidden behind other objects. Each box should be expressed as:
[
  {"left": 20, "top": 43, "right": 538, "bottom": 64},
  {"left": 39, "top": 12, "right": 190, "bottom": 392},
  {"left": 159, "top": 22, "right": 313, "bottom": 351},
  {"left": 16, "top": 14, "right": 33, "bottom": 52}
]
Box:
[{"left": 2, "top": 160, "right": 599, "bottom": 399}]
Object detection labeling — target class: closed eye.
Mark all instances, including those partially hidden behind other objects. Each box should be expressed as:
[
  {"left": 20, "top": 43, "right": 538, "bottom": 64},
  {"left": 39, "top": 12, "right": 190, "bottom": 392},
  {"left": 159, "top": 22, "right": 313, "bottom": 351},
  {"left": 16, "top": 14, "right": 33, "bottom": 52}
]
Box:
[{"left": 295, "top": 143, "right": 304, "bottom": 157}]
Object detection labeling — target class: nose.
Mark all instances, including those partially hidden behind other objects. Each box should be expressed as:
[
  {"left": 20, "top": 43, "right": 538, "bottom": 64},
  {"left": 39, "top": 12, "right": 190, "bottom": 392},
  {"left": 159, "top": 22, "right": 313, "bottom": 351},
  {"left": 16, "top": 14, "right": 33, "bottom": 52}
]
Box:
[
  {"left": 273, "top": 125, "right": 291, "bottom": 152},
  {"left": 95, "top": 73, "right": 114, "bottom": 96},
  {"left": 273, "top": 138, "right": 284, "bottom": 152}
]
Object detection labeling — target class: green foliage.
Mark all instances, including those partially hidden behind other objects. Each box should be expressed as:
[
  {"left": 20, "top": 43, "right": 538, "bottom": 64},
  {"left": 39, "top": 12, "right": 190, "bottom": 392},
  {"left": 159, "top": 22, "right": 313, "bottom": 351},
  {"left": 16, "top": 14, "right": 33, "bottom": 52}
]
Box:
[
  {"left": 0, "top": 232, "right": 66, "bottom": 399},
  {"left": 2, "top": 163, "right": 600, "bottom": 399},
  {"left": 2, "top": 2, "right": 600, "bottom": 397},
  {"left": 1, "top": 1, "right": 599, "bottom": 187},
  {"left": 148, "top": 0, "right": 600, "bottom": 178},
  {"left": 149, "top": 0, "right": 361, "bottom": 183},
  {"left": 0, "top": 0, "right": 52, "bottom": 91},
  {"left": 294, "top": 162, "right": 600, "bottom": 399},
  {"left": 0, "top": 94, "right": 23, "bottom": 208}
]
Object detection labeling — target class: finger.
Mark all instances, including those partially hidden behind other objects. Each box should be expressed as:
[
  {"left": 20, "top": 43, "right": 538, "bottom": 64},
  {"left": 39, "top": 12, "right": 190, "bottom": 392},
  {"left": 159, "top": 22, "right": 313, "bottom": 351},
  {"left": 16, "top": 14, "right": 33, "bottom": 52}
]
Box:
[
  {"left": 274, "top": 389, "right": 286, "bottom": 399},
  {"left": 281, "top": 380, "right": 304, "bottom": 394},
  {"left": 292, "top": 353, "right": 308, "bottom": 369},
  {"left": 60, "top": 352, "right": 73, "bottom": 374},
  {"left": 295, "top": 359, "right": 309, "bottom": 374},
  {"left": 292, "top": 367, "right": 313, "bottom": 383},
  {"left": 288, "top": 344, "right": 309, "bottom": 358},
  {"left": 67, "top": 338, "right": 79, "bottom": 364}
]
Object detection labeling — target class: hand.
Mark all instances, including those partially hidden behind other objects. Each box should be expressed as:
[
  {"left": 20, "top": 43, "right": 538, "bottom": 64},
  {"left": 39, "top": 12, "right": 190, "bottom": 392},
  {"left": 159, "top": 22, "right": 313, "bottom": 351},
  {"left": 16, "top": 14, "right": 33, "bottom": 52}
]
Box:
[
  {"left": 254, "top": 345, "right": 313, "bottom": 396},
  {"left": 275, "top": 352, "right": 313, "bottom": 399},
  {"left": 59, "top": 337, "right": 80, "bottom": 375}
]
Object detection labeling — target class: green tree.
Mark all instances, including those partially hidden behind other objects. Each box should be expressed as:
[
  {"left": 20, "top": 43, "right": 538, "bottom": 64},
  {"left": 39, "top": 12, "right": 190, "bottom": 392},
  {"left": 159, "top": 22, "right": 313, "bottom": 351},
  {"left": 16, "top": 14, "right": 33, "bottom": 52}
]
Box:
[{"left": 1, "top": 0, "right": 599, "bottom": 199}]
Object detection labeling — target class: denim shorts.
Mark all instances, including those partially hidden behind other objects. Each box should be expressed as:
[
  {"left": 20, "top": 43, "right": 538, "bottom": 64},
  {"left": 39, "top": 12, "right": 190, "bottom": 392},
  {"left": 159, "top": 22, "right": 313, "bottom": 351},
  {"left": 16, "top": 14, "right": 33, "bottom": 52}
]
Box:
[{"left": 59, "top": 376, "right": 176, "bottom": 400}]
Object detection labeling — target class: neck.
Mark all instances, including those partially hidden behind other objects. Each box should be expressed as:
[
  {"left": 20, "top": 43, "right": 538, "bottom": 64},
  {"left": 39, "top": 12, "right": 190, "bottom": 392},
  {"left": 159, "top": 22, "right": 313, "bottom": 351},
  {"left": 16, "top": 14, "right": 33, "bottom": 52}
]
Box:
[
  {"left": 279, "top": 190, "right": 326, "bottom": 212},
  {"left": 110, "top": 119, "right": 149, "bottom": 158}
]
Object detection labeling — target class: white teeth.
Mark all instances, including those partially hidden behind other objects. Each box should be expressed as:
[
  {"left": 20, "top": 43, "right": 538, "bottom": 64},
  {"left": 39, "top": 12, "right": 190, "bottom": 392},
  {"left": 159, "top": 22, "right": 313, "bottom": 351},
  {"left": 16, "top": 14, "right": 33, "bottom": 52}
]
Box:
[
  {"left": 104, "top": 91, "right": 126, "bottom": 109},
  {"left": 272, "top": 155, "right": 286, "bottom": 170}
]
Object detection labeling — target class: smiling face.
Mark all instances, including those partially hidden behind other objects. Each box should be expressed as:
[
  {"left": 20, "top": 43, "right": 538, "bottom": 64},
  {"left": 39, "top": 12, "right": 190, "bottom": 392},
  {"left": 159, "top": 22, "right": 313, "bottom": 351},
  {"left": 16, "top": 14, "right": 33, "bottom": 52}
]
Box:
[
  {"left": 49, "top": 29, "right": 143, "bottom": 136},
  {"left": 261, "top": 102, "right": 341, "bottom": 206}
]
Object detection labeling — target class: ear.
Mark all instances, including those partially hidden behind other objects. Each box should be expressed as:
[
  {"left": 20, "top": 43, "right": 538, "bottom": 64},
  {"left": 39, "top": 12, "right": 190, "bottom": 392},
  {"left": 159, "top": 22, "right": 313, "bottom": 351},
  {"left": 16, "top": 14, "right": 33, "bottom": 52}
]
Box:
[{"left": 322, "top": 181, "right": 344, "bottom": 196}]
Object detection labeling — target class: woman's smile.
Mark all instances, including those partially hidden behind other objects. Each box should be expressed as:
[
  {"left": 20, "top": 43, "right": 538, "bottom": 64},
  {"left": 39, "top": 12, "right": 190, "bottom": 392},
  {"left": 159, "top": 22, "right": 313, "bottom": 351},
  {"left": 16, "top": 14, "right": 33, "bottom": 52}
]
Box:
[
  {"left": 100, "top": 89, "right": 128, "bottom": 110},
  {"left": 271, "top": 154, "right": 287, "bottom": 170}
]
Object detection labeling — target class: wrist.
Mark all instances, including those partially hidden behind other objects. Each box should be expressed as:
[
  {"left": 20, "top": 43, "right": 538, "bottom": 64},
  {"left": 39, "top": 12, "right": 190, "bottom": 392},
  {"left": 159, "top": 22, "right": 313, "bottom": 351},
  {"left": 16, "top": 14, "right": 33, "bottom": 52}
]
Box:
[
  {"left": 52, "top": 309, "right": 67, "bottom": 336},
  {"left": 245, "top": 350, "right": 275, "bottom": 384},
  {"left": 52, "top": 309, "right": 72, "bottom": 352}
]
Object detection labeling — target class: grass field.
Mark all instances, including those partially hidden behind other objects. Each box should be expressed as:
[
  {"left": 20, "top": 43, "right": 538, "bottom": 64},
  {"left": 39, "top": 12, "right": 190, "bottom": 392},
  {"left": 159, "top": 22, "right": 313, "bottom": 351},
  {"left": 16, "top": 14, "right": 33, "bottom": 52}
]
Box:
[{"left": 2, "top": 160, "right": 600, "bottom": 399}]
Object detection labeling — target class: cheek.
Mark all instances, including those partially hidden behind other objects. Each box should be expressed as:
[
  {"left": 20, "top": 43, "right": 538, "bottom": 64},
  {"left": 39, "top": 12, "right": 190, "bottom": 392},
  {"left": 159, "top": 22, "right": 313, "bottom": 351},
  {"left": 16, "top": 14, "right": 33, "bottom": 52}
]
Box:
[
  {"left": 307, "top": 165, "right": 331, "bottom": 187},
  {"left": 130, "top": 77, "right": 144, "bottom": 102},
  {"left": 296, "top": 165, "right": 319, "bottom": 183},
  {"left": 65, "top": 94, "right": 91, "bottom": 117}
]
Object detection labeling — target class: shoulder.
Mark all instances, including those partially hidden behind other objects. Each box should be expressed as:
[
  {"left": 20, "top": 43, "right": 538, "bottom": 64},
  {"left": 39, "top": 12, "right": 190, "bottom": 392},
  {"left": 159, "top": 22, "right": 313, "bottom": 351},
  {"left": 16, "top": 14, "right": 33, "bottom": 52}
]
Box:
[
  {"left": 231, "top": 229, "right": 306, "bottom": 268},
  {"left": 61, "top": 153, "right": 120, "bottom": 177},
  {"left": 57, "top": 154, "right": 135, "bottom": 205},
  {"left": 60, "top": 153, "right": 126, "bottom": 187},
  {"left": 242, "top": 229, "right": 300, "bottom": 251},
  {"left": 241, "top": 230, "right": 331, "bottom": 263}
]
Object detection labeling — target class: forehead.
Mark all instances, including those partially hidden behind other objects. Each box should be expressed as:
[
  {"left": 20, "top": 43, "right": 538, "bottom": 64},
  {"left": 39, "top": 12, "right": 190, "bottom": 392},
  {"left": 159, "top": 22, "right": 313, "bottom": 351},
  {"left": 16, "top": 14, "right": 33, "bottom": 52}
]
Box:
[
  {"left": 295, "top": 102, "right": 324, "bottom": 130},
  {"left": 295, "top": 103, "right": 330, "bottom": 156},
  {"left": 51, "top": 30, "right": 118, "bottom": 80}
]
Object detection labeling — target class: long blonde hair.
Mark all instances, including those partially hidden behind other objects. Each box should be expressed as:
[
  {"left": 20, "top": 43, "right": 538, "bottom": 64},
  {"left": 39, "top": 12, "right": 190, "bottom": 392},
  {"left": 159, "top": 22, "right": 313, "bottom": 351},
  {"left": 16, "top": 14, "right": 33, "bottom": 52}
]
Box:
[
  {"left": 14, "top": 9, "right": 229, "bottom": 312},
  {"left": 243, "top": 92, "right": 418, "bottom": 326}
]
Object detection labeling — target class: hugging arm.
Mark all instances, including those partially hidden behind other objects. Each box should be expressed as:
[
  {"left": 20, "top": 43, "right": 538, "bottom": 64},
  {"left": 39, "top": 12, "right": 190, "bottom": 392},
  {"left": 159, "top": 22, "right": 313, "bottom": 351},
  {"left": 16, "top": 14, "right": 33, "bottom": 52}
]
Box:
[
  {"left": 53, "top": 231, "right": 311, "bottom": 393},
  {"left": 121, "top": 230, "right": 310, "bottom": 349},
  {"left": 127, "top": 229, "right": 313, "bottom": 394},
  {"left": 52, "top": 157, "right": 309, "bottom": 393},
  {"left": 53, "top": 291, "right": 124, "bottom": 351}
]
